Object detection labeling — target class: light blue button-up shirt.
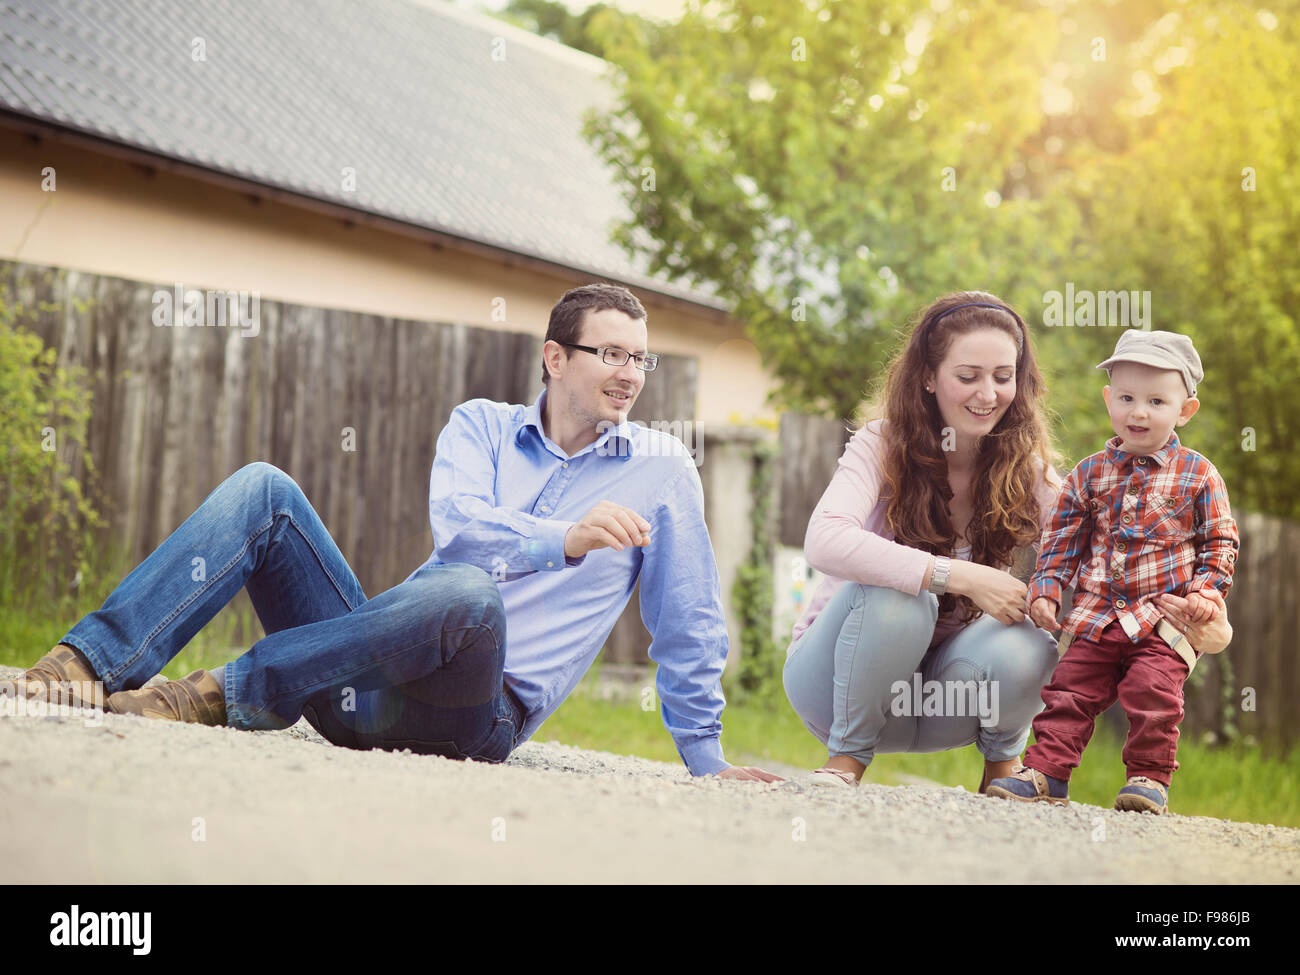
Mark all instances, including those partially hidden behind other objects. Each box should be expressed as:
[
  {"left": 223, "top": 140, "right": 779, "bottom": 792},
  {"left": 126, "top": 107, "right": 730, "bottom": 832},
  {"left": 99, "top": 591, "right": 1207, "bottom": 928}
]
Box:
[{"left": 404, "top": 391, "right": 729, "bottom": 775}]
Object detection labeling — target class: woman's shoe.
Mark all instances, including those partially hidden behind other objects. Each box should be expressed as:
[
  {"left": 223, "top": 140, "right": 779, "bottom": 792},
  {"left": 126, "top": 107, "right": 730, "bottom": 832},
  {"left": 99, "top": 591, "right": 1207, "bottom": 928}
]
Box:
[{"left": 809, "top": 766, "right": 859, "bottom": 787}]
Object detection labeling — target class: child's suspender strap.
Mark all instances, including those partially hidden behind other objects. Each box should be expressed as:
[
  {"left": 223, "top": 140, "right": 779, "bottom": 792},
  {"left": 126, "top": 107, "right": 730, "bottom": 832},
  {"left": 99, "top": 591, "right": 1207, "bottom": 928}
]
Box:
[
  {"left": 1057, "top": 621, "right": 1199, "bottom": 674},
  {"left": 1156, "top": 619, "right": 1199, "bottom": 674}
]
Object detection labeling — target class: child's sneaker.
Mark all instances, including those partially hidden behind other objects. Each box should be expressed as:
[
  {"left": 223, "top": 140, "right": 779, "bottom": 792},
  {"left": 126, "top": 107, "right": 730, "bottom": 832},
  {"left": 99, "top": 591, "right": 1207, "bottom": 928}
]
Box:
[
  {"left": 985, "top": 765, "right": 1069, "bottom": 805},
  {"left": 1115, "top": 776, "right": 1168, "bottom": 814}
]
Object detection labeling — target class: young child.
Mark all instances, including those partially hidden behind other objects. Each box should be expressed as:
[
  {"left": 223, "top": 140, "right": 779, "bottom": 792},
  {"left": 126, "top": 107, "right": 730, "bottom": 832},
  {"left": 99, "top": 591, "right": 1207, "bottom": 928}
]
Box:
[{"left": 987, "top": 329, "right": 1238, "bottom": 814}]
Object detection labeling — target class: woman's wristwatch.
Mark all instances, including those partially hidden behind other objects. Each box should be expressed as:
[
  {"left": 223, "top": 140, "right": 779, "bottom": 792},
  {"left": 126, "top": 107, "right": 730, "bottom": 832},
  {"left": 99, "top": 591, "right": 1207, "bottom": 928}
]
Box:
[{"left": 928, "top": 555, "right": 951, "bottom": 596}]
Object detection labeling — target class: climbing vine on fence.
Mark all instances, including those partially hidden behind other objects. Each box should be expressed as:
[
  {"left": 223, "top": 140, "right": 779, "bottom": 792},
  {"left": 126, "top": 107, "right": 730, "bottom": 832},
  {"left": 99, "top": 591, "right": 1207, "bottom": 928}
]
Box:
[{"left": 729, "top": 438, "right": 781, "bottom": 706}]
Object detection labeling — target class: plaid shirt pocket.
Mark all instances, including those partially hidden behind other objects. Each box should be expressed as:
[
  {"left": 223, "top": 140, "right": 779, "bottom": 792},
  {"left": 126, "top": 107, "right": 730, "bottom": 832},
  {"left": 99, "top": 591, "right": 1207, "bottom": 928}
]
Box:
[{"left": 1143, "top": 494, "right": 1195, "bottom": 541}]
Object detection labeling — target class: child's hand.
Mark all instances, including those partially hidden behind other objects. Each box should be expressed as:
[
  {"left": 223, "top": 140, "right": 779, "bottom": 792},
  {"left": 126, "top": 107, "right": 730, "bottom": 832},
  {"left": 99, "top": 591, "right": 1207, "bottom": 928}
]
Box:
[
  {"left": 1029, "top": 597, "right": 1059, "bottom": 631},
  {"left": 1183, "top": 591, "right": 1218, "bottom": 623}
]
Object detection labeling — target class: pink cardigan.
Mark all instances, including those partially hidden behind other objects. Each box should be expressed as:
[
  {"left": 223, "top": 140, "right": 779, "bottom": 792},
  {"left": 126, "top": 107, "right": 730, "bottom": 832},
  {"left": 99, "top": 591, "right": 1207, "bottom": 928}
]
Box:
[{"left": 791, "top": 419, "right": 1062, "bottom": 648}]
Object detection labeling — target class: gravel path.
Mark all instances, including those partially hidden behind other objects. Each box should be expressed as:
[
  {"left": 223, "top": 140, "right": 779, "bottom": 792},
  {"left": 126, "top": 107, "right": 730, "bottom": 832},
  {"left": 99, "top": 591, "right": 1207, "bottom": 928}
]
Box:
[{"left": 2, "top": 667, "right": 1297, "bottom": 883}]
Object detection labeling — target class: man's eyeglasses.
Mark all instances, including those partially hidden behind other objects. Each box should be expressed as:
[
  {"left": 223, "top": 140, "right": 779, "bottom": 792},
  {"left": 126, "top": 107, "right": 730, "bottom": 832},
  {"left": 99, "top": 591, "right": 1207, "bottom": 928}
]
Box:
[{"left": 561, "top": 343, "right": 659, "bottom": 372}]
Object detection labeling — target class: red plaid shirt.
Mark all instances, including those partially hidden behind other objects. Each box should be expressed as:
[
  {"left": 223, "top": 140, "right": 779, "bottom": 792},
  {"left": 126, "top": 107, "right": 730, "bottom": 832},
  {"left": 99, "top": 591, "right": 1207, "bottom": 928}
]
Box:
[{"left": 1028, "top": 433, "right": 1238, "bottom": 643}]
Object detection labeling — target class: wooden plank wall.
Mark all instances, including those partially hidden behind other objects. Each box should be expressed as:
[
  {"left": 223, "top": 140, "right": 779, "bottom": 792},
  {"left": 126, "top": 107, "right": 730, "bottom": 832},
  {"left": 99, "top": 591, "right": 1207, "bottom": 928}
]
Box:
[
  {"left": 1179, "top": 511, "right": 1300, "bottom": 751},
  {"left": 778, "top": 411, "right": 853, "bottom": 548},
  {"left": 2, "top": 261, "right": 696, "bottom": 628}
]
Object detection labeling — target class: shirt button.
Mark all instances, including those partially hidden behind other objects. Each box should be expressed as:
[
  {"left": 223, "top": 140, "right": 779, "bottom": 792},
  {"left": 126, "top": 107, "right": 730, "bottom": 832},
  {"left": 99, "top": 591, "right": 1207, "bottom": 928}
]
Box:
[
  {"left": 1116, "top": 541, "right": 1127, "bottom": 552},
  {"left": 1122, "top": 513, "right": 1133, "bottom": 524},
  {"left": 546, "top": 561, "right": 554, "bottom": 568},
  {"left": 562, "top": 462, "right": 569, "bottom": 468},
  {"left": 1115, "top": 598, "right": 1127, "bottom": 609},
  {"left": 1136, "top": 457, "right": 1147, "bottom": 465},
  {"left": 1128, "top": 485, "right": 1139, "bottom": 496},
  {"left": 1111, "top": 569, "right": 1123, "bottom": 581},
  {"left": 541, "top": 505, "right": 550, "bottom": 512}
]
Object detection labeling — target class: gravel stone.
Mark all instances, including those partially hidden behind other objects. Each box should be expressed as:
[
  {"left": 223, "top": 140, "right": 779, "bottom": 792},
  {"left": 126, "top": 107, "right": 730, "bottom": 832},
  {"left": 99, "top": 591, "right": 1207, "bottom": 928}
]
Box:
[{"left": 2, "top": 665, "right": 1297, "bottom": 882}]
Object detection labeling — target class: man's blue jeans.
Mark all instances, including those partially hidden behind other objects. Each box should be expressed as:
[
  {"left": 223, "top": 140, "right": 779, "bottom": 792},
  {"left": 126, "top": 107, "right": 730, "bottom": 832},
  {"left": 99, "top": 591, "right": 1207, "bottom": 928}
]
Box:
[{"left": 59, "top": 463, "right": 523, "bottom": 761}]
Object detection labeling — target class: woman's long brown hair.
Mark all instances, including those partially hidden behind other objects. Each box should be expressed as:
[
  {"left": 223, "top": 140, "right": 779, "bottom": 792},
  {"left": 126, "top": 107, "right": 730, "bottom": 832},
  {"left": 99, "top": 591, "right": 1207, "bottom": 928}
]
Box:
[{"left": 868, "top": 292, "right": 1057, "bottom": 624}]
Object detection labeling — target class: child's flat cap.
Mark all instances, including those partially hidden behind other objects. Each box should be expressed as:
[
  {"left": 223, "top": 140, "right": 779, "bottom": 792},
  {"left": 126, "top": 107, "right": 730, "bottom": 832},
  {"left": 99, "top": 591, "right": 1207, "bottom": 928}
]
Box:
[{"left": 1097, "top": 329, "right": 1203, "bottom": 396}]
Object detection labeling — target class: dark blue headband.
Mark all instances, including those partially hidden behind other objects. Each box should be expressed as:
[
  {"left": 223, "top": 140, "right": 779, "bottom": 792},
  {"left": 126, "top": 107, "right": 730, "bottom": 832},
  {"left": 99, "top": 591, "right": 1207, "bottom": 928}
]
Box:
[
  {"left": 934, "top": 301, "right": 1016, "bottom": 322},
  {"left": 932, "top": 301, "right": 1023, "bottom": 350}
]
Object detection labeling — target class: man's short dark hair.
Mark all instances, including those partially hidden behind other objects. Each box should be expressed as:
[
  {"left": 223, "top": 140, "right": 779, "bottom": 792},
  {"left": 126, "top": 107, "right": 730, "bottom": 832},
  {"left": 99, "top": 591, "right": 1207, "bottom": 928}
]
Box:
[{"left": 541, "top": 283, "right": 647, "bottom": 385}]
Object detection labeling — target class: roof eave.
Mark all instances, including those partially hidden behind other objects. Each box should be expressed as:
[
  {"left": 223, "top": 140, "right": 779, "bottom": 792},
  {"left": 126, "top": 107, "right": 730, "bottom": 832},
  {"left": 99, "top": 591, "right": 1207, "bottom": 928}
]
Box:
[{"left": 0, "top": 110, "right": 732, "bottom": 322}]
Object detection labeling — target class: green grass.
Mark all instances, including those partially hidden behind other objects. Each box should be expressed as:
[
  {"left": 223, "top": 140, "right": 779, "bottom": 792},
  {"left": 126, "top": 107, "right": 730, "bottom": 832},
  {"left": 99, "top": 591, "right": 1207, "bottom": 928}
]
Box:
[
  {"left": 536, "top": 672, "right": 1300, "bottom": 828},
  {"left": 1, "top": 591, "right": 262, "bottom": 679}
]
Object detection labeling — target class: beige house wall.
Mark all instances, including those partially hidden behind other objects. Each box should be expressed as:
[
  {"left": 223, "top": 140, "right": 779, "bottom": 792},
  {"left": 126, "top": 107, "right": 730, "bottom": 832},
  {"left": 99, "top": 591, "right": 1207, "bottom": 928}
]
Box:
[{"left": 0, "top": 130, "right": 775, "bottom": 425}]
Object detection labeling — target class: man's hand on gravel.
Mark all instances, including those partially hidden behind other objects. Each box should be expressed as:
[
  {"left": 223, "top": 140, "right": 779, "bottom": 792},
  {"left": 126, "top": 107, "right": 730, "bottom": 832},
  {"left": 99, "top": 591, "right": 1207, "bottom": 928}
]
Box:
[{"left": 715, "top": 765, "right": 785, "bottom": 783}]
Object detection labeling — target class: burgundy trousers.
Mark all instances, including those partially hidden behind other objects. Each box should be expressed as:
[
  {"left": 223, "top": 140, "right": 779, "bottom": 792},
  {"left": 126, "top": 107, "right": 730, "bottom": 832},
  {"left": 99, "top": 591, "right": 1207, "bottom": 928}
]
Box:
[{"left": 1024, "top": 620, "right": 1188, "bottom": 787}]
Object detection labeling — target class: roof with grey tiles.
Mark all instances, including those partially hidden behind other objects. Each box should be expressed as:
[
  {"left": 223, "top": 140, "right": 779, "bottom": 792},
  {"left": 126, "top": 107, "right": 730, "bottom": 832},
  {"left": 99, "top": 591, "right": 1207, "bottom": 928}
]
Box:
[{"left": 0, "top": 0, "right": 719, "bottom": 307}]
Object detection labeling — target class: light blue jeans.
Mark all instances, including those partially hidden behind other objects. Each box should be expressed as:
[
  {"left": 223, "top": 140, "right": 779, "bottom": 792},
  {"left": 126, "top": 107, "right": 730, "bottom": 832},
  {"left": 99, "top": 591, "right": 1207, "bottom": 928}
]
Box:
[
  {"left": 783, "top": 583, "right": 1058, "bottom": 766},
  {"left": 60, "top": 463, "right": 524, "bottom": 761}
]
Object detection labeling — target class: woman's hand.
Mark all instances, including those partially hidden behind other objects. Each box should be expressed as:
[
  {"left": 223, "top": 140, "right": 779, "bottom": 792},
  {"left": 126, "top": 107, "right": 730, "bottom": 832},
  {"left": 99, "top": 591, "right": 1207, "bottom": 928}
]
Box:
[
  {"left": 1156, "top": 589, "right": 1233, "bottom": 655},
  {"left": 946, "top": 560, "right": 1028, "bottom": 625}
]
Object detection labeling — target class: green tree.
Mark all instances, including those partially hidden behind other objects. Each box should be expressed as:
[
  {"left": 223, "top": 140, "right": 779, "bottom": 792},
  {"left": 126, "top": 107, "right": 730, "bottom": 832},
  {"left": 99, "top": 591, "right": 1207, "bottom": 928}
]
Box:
[
  {"left": 585, "top": 0, "right": 1299, "bottom": 517},
  {"left": 1059, "top": 1, "right": 1300, "bottom": 517},
  {"left": 586, "top": 0, "right": 1078, "bottom": 419},
  {"left": 497, "top": 0, "right": 658, "bottom": 59}
]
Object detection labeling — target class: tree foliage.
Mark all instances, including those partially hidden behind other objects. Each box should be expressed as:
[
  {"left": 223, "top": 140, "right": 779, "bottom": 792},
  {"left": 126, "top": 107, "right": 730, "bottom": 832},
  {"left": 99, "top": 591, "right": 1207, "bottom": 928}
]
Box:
[
  {"left": 1062, "top": 2, "right": 1300, "bottom": 517},
  {"left": 586, "top": 0, "right": 1075, "bottom": 417},
  {"left": 578, "top": 0, "right": 1299, "bottom": 516},
  {"left": 498, "top": 0, "right": 650, "bottom": 59}
]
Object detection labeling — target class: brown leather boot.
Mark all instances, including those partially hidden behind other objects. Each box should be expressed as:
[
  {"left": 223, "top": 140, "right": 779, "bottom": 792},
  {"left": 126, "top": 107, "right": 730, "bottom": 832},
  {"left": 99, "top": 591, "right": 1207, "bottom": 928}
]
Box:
[
  {"left": 6, "top": 644, "right": 107, "bottom": 710},
  {"left": 107, "top": 670, "right": 226, "bottom": 725}
]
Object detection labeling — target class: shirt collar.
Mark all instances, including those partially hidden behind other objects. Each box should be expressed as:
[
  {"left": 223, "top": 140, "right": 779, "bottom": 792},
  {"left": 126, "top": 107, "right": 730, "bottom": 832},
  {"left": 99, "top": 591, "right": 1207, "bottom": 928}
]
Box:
[
  {"left": 518, "top": 390, "right": 548, "bottom": 445},
  {"left": 1105, "top": 431, "right": 1180, "bottom": 469},
  {"left": 516, "top": 389, "right": 638, "bottom": 458}
]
